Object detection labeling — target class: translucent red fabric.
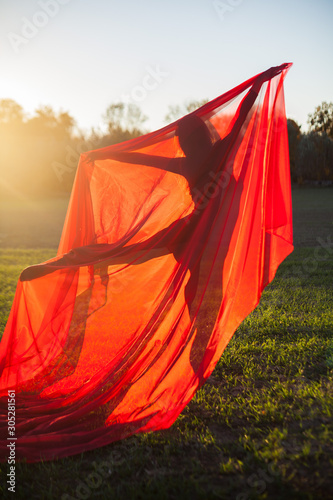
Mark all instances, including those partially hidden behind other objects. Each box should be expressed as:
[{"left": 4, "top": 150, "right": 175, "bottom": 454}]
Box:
[{"left": 0, "top": 64, "right": 293, "bottom": 462}]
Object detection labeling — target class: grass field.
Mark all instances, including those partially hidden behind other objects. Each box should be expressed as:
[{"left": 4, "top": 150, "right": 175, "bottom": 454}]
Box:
[{"left": 0, "top": 187, "right": 332, "bottom": 499}]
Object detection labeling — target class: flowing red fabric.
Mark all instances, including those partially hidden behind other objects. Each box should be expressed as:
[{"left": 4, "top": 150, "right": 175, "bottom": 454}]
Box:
[{"left": 0, "top": 64, "right": 293, "bottom": 462}]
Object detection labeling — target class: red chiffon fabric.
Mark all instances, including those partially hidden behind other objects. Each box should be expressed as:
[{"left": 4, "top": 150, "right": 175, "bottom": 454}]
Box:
[{"left": 0, "top": 64, "right": 293, "bottom": 462}]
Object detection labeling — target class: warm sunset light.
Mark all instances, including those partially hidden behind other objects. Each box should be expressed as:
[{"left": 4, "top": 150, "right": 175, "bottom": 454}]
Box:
[{"left": 0, "top": 1, "right": 332, "bottom": 498}]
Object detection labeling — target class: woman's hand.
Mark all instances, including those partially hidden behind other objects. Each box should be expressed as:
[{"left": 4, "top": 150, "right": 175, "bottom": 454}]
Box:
[
  {"left": 252, "top": 63, "right": 291, "bottom": 93},
  {"left": 259, "top": 63, "right": 290, "bottom": 83}
]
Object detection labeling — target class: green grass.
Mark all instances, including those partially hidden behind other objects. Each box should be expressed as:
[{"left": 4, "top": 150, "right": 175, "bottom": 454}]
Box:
[
  {"left": 0, "top": 187, "right": 332, "bottom": 499},
  {"left": 0, "top": 195, "right": 69, "bottom": 248}
]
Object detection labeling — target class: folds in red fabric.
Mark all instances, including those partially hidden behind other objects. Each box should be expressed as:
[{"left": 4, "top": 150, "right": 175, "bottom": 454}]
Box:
[{"left": 0, "top": 64, "right": 293, "bottom": 461}]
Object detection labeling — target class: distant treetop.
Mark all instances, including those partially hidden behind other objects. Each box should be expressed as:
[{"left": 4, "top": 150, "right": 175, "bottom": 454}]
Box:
[{"left": 308, "top": 101, "right": 333, "bottom": 139}]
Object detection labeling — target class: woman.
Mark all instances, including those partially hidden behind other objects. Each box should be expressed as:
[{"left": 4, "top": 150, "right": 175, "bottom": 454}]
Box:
[{"left": 20, "top": 65, "right": 287, "bottom": 283}]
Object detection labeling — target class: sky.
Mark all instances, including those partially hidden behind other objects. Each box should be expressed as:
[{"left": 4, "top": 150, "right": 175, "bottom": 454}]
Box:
[{"left": 1, "top": 0, "right": 332, "bottom": 135}]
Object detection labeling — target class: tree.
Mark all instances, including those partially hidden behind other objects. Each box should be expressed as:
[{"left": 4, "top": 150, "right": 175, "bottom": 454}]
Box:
[
  {"left": 164, "top": 99, "right": 208, "bottom": 123},
  {"left": 103, "top": 102, "right": 147, "bottom": 142},
  {"left": 0, "top": 98, "right": 24, "bottom": 124},
  {"left": 287, "top": 119, "right": 302, "bottom": 182},
  {"left": 307, "top": 101, "right": 333, "bottom": 139},
  {"left": 0, "top": 101, "right": 78, "bottom": 196},
  {"left": 296, "top": 131, "right": 333, "bottom": 183},
  {"left": 26, "top": 106, "right": 75, "bottom": 139},
  {"left": 58, "top": 111, "right": 76, "bottom": 136}
]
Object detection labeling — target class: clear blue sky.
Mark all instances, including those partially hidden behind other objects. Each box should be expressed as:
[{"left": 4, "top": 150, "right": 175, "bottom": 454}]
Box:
[{"left": 1, "top": 0, "right": 332, "bottom": 134}]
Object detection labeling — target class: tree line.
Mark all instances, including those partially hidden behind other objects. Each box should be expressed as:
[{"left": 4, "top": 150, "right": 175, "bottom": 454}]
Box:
[
  {"left": 288, "top": 101, "right": 333, "bottom": 184},
  {"left": 0, "top": 98, "right": 332, "bottom": 197}
]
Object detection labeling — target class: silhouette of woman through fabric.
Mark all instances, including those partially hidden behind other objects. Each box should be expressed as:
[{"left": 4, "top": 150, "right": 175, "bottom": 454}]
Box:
[
  {"left": 20, "top": 65, "right": 287, "bottom": 376},
  {"left": 0, "top": 64, "right": 294, "bottom": 462},
  {"left": 21, "top": 66, "right": 283, "bottom": 276}
]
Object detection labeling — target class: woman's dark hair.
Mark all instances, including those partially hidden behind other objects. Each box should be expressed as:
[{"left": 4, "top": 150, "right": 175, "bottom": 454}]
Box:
[{"left": 176, "top": 114, "right": 213, "bottom": 159}]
